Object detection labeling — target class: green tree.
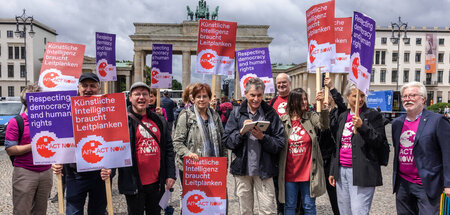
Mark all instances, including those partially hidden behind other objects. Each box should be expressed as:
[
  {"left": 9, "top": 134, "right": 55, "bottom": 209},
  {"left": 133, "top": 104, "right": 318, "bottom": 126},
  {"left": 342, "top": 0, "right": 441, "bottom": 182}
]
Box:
[{"left": 172, "top": 79, "right": 182, "bottom": 90}]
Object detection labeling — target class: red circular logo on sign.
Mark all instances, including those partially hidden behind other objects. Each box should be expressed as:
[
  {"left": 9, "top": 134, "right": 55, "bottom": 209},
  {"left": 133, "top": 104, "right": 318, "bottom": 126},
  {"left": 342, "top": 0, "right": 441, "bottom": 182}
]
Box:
[
  {"left": 81, "top": 140, "right": 104, "bottom": 164},
  {"left": 187, "top": 194, "right": 204, "bottom": 213},
  {"left": 352, "top": 57, "right": 360, "bottom": 79},
  {"left": 151, "top": 69, "right": 159, "bottom": 84},
  {"left": 98, "top": 61, "right": 108, "bottom": 77},
  {"left": 36, "top": 136, "right": 56, "bottom": 158},
  {"left": 309, "top": 43, "right": 316, "bottom": 63},
  {"left": 43, "top": 71, "right": 60, "bottom": 88},
  {"left": 200, "top": 53, "right": 216, "bottom": 69}
]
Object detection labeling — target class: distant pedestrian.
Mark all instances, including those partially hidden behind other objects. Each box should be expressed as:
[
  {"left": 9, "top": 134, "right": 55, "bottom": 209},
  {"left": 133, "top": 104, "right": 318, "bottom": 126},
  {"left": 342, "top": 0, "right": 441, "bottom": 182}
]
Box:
[
  {"left": 161, "top": 90, "right": 177, "bottom": 134},
  {"left": 376, "top": 106, "right": 381, "bottom": 112}
]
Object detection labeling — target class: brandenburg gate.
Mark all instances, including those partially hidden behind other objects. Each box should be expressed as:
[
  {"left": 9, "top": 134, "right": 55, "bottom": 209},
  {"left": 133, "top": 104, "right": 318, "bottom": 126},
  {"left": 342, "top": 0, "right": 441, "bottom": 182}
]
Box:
[{"left": 129, "top": 21, "right": 273, "bottom": 97}]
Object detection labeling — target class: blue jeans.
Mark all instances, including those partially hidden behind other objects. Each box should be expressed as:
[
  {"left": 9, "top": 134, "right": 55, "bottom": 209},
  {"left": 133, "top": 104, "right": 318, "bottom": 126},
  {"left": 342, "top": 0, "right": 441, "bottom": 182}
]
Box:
[
  {"left": 285, "top": 181, "right": 316, "bottom": 215},
  {"left": 65, "top": 171, "right": 107, "bottom": 215}
]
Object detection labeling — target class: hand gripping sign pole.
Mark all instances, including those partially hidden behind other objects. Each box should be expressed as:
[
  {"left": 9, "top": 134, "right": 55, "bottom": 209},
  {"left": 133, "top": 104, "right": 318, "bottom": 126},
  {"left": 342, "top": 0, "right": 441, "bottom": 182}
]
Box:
[
  {"left": 105, "top": 178, "right": 114, "bottom": 214},
  {"left": 316, "top": 68, "right": 322, "bottom": 113},
  {"left": 211, "top": 75, "right": 218, "bottom": 108},
  {"left": 57, "top": 173, "right": 64, "bottom": 214}
]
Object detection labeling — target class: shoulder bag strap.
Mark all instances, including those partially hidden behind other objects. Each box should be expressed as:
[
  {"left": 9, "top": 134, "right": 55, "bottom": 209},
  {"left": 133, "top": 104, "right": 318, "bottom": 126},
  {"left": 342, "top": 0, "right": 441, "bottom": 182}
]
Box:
[{"left": 128, "top": 112, "right": 161, "bottom": 146}]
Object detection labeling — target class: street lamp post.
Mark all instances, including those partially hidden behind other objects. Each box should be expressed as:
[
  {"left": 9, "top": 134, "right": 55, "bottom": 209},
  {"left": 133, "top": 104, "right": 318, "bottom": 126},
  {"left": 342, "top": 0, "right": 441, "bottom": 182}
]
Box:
[
  {"left": 15, "top": 9, "right": 35, "bottom": 87},
  {"left": 390, "top": 17, "right": 409, "bottom": 91}
]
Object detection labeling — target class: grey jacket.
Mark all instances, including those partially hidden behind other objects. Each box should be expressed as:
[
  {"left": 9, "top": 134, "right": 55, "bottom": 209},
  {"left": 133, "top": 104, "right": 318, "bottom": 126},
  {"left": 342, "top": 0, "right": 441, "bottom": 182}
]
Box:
[
  {"left": 278, "top": 110, "right": 329, "bottom": 202},
  {"left": 173, "top": 106, "right": 225, "bottom": 171}
]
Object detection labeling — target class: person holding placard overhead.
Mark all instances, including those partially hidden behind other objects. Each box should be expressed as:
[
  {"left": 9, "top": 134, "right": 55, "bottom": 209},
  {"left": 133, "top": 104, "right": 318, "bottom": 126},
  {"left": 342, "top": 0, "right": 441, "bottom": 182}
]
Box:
[
  {"left": 173, "top": 83, "right": 225, "bottom": 181},
  {"left": 148, "top": 88, "right": 167, "bottom": 120},
  {"left": 328, "top": 83, "right": 387, "bottom": 215},
  {"left": 5, "top": 83, "right": 53, "bottom": 215},
  {"left": 277, "top": 88, "right": 329, "bottom": 215},
  {"left": 223, "top": 77, "right": 285, "bottom": 215}
]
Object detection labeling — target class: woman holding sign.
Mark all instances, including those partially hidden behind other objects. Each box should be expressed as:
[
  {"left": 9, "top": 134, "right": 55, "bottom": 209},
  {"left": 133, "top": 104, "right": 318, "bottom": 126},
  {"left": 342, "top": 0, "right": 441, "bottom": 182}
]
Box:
[
  {"left": 148, "top": 88, "right": 167, "bottom": 120},
  {"left": 277, "top": 88, "right": 329, "bottom": 215},
  {"left": 328, "top": 83, "right": 387, "bottom": 215},
  {"left": 173, "top": 83, "right": 225, "bottom": 179}
]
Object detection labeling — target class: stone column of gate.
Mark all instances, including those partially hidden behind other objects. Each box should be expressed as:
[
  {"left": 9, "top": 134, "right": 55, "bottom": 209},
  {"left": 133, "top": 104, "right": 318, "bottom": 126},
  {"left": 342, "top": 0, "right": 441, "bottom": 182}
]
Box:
[
  {"left": 302, "top": 73, "right": 308, "bottom": 91},
  {"left": 133, "top": 50, "right": 144, "bottom": 83},
  {"left": 182, "top": 50, "right": 191, "bottom": 89}
]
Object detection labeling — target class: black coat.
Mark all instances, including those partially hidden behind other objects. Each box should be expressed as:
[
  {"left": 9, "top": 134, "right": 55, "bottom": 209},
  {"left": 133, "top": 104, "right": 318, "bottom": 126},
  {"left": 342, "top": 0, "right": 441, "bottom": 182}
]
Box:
[
  {"left": 330, "top": 105, "right": 386, "bottom": 187},
  {"left": 222, "top": 100, "right": 285, "bottom": 179},
  {"left": 118, "top": 107, "right": 176, "bottom": 196}
]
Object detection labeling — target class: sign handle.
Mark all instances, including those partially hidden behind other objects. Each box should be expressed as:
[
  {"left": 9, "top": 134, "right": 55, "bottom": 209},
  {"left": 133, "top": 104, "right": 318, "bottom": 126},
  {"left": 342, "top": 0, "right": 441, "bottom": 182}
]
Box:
[
  {"left": 105, "top": 178, "right": 114, "bottom": 215},
  {"left": 156, "top": 88, "right": 161, "bottom": 108},
  {"left": 353, "top": 89, "right": 360, "bottom": 134},
  {"left": 211, "top": 75, "right": 217, "bottom": 108},
  {"left": 56, "top": 173, "right": 64, "bottom": 214},
  {"left": 316, "top": 68, "right": 322, "bottom": 113},
  {"left": 324, "top": 72, "right": 330, "bottom": 107}
]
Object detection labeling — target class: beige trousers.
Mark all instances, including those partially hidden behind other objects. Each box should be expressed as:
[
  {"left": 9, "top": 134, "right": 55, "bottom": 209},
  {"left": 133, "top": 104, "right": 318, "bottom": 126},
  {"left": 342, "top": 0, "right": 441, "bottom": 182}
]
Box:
[
  {"left": 12, "top": 167, "right": 53, "bottom": 215},
  {"left": 235, "top": 175, "right": 277, "bottom": 215}
]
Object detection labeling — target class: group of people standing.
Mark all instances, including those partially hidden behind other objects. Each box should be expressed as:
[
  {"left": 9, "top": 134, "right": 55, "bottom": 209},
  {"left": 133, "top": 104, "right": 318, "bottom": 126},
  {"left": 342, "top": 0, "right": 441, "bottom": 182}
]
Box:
[{"left": 4, "top": 71, "right": 450, "bottom": 215}]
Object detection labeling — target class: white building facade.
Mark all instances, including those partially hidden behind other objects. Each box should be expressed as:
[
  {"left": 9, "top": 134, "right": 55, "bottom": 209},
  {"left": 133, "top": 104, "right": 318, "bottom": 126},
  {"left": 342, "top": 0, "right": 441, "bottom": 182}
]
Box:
[
  {"left": 0, "top": 19, "right": 57, "bottom": 97},
  {"left": 372, "top": 26, "right": 450, "bottom": 105}
]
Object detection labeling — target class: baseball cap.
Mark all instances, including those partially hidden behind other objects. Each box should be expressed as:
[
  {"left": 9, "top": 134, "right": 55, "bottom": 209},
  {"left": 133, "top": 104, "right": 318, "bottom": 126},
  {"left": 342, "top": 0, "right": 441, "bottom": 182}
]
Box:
[
  {"left": 129, "top": 82, "right": 151, "bottom": 93},
  {"left": 79, "top": 72, "right": 100, "bottom": 83}
]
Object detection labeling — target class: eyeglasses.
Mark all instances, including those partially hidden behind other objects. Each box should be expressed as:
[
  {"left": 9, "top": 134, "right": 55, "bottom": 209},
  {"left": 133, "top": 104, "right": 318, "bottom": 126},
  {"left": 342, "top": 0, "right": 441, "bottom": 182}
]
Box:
[
  {"left": 402, "top": 94, "right": 421, "bottom": 99},
  {"left": 132, "top": 93, "right": 150, "bottom": 98}
]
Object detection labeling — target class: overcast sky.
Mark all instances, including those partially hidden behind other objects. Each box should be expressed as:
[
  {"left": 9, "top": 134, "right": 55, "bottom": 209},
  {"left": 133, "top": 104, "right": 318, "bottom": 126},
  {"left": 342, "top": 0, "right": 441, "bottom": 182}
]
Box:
[{"left": 2, "top": 0, "right": 449, "bottom": 82}]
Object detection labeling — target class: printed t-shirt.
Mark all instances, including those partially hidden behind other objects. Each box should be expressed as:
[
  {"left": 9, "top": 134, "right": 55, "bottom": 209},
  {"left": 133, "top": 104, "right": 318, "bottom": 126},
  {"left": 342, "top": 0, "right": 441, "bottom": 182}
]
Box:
[
  {"left": 339, "top": 112, "right": 354, "bottom": 167},
  {"left": 285, "top": 119, "right": 312, "bottom": 182},
  {"left": 398, "top": 117, "right": 422, "bottom": 185},
  {"left": 272, "top": 96, "right": 288, "bottom": 116},
  {"left": 135, "top": 115, "right": 161, "bottom": 185}
]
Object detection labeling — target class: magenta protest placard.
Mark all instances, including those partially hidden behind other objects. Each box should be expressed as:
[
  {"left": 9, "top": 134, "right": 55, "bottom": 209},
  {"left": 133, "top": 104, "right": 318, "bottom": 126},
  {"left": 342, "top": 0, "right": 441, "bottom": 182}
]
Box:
[
  {"left": 306, "top": 0, "right": 336, "bottom": 73},
  {"left": 151, "top": 44, "right": 172, "bottom": 88},
  {"left": 71, "top": 93, "right": 132, "bottom": 172},
  {"left": 182, "top": 157, "right": 227, "bottom": 215},
  {"left": 333, "top": 17, "right": 352, "bottom": 73},
  {"left": 96, "top": 32, "right": 116, "bottom": 81},
  {"left": 236, "top": 47, "right": 274, "bottom": 97},
  {"left": 348, "top": 12, "right": 376, "bottom": 95},
  {"left": 196, "top": 20, "right": 237, "bottom": 76},
  {"left": 27, "top": 91, "right": 77, "bottom": 165},
  {"left": 39, "top": 42, "right": 85, "bottom": 91}
]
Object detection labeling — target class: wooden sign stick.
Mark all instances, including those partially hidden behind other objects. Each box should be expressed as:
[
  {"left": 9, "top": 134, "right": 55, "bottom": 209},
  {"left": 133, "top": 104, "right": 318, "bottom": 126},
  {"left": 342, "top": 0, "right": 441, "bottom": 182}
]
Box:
[
  {"left": 353, "top": 89, "right": 360, "bottom": 134},
  {"left": 105, "top": 178, "right": 114, "bottom": 214},
  {"left": 324, "top": 72, "right": 330, "bottom": 107},
  {"left": 316, "top": 68, "right": 322, "bottom": 112},
  {"left": 156, "top": 88, "right": 161, "bottom": 108},
  {"left": 211, "top": 75, "right": 217, "bottom": 108},
  {"left": 56, "top": 173, "right": 64, "bottom": 214}
]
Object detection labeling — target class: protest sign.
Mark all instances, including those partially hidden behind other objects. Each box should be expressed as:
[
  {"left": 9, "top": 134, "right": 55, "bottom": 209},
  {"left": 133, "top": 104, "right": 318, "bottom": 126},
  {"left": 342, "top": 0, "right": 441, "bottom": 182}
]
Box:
[
  {"left": 182, "top": 157, "right": 227, "bottom": 215},
  {"left": 348, "top": 12, "right": 376, "bottom": 95},
  {"left": 425, "top": 33, "right": 437, "bottom": 74},
  {"left": 333, "top": 17, "right": 352, "bottom": 73},
  {"left": 27, "top": 91, "right": 77, "bottom": 164},
  {"left": 71, "top": 93, "right": 131, "bottom": 172},
  {"left": 236, "top": 47, "right": 274, "bottom": 97},
  {"left": 151, "top": 44, "right": 173, "bottom": 88},
  {"left": 96, "top": 32, "right": 116, "bottom": 81},
  {"left": 39, "top": 42, "right": 85, "bottom": 91},
  {"left": 306, "top": 0, "right": 336, "bottom": 73},
  {"left": 196, "top": 20, "right": 237, "bottom": 76}
]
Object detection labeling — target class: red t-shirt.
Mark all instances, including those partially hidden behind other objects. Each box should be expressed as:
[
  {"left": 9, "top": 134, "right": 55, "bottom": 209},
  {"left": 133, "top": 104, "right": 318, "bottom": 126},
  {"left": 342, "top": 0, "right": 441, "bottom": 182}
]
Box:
[
  {"left": 135, "top": 115, "right": 161, "bottom": 185},
  {"left": 272, "top": 96, "right": 288, "bottom": 116},
  {"left": 285, "top": 119, "right": 312, "bottom": 182}
]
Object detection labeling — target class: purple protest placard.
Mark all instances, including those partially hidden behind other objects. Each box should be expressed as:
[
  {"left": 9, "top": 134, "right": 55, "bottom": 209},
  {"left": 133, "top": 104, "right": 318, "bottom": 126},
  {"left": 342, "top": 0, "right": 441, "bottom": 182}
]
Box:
[
  {"left": 348, "top": 12, "right": 376, "bottom": 95},
  {"left": 151, "top": 44, "right": 173, "bottom": 88},
  {"left": 96, "top": 32, "right": 116, "bottom": 81},
  {"left": 27, "top": 90, "right": 78, "bottom": 165},
  {"left": 236, "top": 47, "right": 274, "bottom": 97}
]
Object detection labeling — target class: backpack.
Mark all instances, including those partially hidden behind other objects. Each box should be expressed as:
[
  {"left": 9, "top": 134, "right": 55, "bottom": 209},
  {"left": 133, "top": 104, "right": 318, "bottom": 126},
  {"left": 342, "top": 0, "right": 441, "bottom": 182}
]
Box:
[{"left": 5, "top": 115, "right": 24, "bottom": 165}]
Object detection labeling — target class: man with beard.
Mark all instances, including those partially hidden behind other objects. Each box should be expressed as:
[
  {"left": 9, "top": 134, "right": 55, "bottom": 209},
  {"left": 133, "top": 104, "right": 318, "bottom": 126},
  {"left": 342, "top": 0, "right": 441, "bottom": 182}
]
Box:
[{"left": 392, "top": 82, "right": 450, "bottom": 215}]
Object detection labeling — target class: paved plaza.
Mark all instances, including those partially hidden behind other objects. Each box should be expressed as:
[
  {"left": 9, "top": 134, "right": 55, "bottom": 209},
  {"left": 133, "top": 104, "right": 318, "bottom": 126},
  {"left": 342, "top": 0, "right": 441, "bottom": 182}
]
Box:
[{"left": 0, "top": 124, "right": 396, "bottom": 214}]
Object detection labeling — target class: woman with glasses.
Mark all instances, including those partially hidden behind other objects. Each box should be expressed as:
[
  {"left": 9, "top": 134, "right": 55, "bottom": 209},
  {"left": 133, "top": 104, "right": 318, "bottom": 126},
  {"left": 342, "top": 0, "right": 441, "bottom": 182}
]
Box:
[
  {"left": 277, "top": 88, "right": 329, "bottom": 215},
  {"left": 328, "top": 83, "right": 387, "bottom": 215},
  {"left": 173, "top": 83, "right": 225, "bottom": 179}
]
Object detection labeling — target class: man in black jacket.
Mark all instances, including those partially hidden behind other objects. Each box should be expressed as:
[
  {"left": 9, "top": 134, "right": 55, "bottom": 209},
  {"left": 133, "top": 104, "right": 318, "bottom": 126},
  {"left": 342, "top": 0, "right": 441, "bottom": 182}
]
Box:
[
  {"left": 118, "top": 82, "right": 176, "bottom": 215},
  {"left": 223, "top": 78, "right": 285, "bottom": 215}
]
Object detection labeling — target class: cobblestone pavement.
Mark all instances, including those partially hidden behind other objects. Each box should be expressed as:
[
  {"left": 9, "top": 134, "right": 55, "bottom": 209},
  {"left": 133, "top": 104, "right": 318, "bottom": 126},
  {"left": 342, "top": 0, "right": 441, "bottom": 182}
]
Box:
[{"left": 0, "top": 124, "right": 395, "bottom": 214}]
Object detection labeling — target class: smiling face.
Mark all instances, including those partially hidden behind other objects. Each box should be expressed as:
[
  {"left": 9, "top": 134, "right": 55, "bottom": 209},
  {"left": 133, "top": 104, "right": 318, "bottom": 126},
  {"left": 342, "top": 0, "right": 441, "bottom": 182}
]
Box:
[
  {"left": 276, "top": 74, "right": 291, "bottom": 97},
  {"left": 78, "top": 79, "right": 99, "bottom": 96},
  {"left": 149, "top": 92, "right": 156, "bottom": 106},
  {"left": 346, "top": 88, "right": 365, "bottom": 112},
  {"left": 402, "top": 86, "right": 425, "bottom": 114},
  {"left": 194, "top": 89, "right": 210, "bottom": 112},
  {"left": 245, "top": 86, "right": 264, "bottom": 113},
  {"left": 130, "top": 87, "right": 150, "bottom": 115}
]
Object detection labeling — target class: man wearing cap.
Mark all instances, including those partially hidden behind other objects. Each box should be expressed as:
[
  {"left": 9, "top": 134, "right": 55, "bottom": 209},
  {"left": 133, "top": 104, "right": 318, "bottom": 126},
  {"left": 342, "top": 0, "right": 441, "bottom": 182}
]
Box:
[
  {"left": 118, "top": 82, "right": 176, "bottom": 214},
  {"left": 52, "top": 72, "right": 111, "bottom": 215},
  {"left": 161, "top": 90, "right": 176, "bottom": 134}
]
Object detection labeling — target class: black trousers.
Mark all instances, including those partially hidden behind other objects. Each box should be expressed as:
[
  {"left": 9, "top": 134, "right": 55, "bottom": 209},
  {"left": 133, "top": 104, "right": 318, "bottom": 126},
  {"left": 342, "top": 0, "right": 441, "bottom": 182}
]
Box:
[
  {"left": 396, "top": 176, "right": 440, "bottom": 215},
  {"left": 323, "top": 158, "right": 340, "bottom": 215},
  {"left": 125, "top": 182, "right": 161, "bottom": 215}
]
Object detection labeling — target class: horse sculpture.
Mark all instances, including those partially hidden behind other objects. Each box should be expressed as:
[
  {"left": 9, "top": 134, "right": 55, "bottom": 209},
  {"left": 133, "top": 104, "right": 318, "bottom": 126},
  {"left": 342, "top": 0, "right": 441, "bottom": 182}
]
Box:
[
  {"left": 211, "top": 6, "right": 219, "bottom": 20},
  {"left": 186, "top": 6, "right": 194, "bottom": 21}
]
